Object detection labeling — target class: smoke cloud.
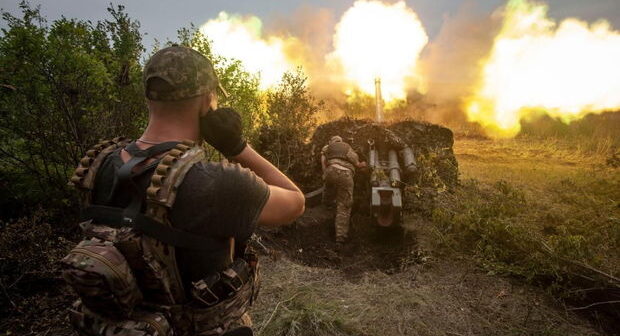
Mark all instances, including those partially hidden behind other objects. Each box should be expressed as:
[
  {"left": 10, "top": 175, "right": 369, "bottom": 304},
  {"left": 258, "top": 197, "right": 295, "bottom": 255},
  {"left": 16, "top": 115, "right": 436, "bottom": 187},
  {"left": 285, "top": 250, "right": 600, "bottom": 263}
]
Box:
[
  {"left": 417, "top": 1, "right": 502, "bottom": 126},
  {"left": 201, "top": 0, "right": 620, "bottom": 136}
]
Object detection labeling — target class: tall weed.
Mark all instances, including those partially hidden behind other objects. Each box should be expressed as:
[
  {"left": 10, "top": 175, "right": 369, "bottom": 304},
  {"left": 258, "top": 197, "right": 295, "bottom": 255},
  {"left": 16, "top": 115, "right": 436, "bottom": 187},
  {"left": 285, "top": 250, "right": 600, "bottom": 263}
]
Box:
[{"left": 432, "top": 175, "right": 619, "bottom": 296}]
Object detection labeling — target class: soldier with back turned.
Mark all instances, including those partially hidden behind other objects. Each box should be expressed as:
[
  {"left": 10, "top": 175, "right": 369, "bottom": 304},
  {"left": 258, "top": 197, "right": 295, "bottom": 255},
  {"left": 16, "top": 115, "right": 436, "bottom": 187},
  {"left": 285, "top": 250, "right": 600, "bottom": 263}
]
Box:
[{"left": 321, "top": 135, "right": 366, "bottom": 247}]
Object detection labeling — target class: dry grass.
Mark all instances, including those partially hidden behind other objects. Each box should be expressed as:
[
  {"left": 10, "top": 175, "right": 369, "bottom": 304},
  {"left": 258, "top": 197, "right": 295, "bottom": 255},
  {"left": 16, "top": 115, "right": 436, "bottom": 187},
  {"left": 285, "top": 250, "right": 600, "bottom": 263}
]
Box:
[
  {"left": 455, "top": 137, "right": 619, "bottom": 195},
  {"left": 250, "top": 256, "right": 600, "bottom": 336}
]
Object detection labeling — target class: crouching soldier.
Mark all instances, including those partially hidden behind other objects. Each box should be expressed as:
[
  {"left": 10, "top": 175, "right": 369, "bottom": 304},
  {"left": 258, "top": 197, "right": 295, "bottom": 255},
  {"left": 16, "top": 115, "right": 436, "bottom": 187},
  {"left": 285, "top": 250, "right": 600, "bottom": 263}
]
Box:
[
  {"left": 321, "top": 136, "right": 366, "bottom": 246},
  {"left": 62, "top": 46, "right": 304, "bottom": 336}
]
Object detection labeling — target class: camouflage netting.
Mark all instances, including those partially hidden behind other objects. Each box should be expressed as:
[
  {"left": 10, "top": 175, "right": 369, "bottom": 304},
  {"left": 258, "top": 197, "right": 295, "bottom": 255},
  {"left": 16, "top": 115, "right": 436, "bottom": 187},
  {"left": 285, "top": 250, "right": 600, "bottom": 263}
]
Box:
[{"left": 257, "top": 118, "right": 459, "bottom": 215}]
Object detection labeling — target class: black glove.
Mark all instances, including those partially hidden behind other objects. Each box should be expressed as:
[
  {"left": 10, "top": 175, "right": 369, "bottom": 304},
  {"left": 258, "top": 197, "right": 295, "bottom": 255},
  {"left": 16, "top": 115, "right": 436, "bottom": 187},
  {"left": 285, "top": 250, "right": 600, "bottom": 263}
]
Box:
[{"left": 199, "top": 107, "right": 247, "bottom": 157}]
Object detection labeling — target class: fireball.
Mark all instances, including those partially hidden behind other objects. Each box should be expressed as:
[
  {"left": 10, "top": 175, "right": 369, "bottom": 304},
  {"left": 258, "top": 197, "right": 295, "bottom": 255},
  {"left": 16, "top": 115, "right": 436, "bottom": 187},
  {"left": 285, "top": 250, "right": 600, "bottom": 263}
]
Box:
[
  {"left": 466, "top": 0, "right": 620, "bottom": 137},
  {"left": 328, "top": 0, "right": 429, "bottom": 101},
  {"left": 200, "top": 12, "right": 298, "bottom": 89}
]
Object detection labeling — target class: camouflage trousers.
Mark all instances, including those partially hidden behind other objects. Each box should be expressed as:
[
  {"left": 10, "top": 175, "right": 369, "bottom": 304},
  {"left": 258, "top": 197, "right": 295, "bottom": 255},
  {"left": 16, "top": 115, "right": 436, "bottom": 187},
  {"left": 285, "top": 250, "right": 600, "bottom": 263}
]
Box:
[{"left": 323, "top": 165, "right": 354, "bottom": 242}]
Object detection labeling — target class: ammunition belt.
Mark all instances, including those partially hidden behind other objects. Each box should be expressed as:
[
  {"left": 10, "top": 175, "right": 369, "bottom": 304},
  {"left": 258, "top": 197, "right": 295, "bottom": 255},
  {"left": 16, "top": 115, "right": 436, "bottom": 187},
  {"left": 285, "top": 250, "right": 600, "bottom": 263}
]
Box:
[
  {"left": 71, "top": 137, "right": 131, "bottom": 205},
  {"left": 145, "top": 140, "right": 195, "bottom": 203}
]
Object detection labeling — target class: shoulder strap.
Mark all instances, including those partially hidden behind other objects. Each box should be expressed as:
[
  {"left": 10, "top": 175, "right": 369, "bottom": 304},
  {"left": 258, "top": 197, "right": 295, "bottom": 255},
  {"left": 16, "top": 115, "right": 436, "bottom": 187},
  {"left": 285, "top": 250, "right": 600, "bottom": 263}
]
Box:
[
  {"left": 117, "top": 141, "right": 181, "bottom": 222},
  {"left": 80, "top": 206, "right": 221, "bottom": 250},
  {"left": 70, "top": 137, "right": 131, "bottom": 206},
  {"left": 142, "top": 139, "right": 207, "bottom": 304}
]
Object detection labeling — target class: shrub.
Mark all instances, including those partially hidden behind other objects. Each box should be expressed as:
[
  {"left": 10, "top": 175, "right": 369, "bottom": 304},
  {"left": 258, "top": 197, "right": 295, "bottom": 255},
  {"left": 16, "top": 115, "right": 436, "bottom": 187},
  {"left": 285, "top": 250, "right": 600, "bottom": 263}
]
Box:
[
  {"left": 256, "top": 70, "right": 322, "bottom": 174},
  {"left": 0, "top": 2, "right": 145, "bottom": 212}
]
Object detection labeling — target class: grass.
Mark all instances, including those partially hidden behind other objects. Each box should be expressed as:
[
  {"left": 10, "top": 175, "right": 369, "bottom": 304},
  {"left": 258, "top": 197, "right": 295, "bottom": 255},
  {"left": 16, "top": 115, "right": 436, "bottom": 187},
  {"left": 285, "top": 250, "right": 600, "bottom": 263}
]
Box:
[
  {"left": 435, "top": 136, "right": 620, "bottom": 308},
  {"left": 250, "top": 255, "right": 600, "bottom": 336}
]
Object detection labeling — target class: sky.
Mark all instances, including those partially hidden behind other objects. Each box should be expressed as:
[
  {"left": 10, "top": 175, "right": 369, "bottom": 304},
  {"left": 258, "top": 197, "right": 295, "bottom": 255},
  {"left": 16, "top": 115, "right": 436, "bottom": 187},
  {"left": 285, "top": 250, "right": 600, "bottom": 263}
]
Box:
[{"left": 1, "top": 0, "right": 619, "bottom": 49}]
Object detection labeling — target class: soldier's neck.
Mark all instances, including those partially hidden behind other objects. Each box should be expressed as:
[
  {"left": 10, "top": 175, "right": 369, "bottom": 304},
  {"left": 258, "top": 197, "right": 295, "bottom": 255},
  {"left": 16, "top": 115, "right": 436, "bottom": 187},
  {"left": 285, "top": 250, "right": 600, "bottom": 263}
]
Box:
[{"left": 140, "top": 111, "right": 200, "bottom": 144}]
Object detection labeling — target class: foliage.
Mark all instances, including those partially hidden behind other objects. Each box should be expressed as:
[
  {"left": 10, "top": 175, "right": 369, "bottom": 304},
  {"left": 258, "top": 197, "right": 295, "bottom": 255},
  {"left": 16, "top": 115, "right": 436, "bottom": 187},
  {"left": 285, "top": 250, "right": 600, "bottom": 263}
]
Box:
[
  {"left": 341, "top": 90, "right": 374, "bottom": 119},
  {"left": 0, "top": 209, "right": 74, "bottom": 316},
  {"left": 431, "top": 175, "right": 620, "bottom": 299},
  {"left": 520, "top": 112, "right": 620, "bottom": 145},
  {"left": 256, "top": 69, "right": 322, "bottom": 173},
  {"left": 0, "top": 2, "right": 145, "bottom": 212},
  {"left": 265, "top": 69, "right": 319, "bottom": 139}
]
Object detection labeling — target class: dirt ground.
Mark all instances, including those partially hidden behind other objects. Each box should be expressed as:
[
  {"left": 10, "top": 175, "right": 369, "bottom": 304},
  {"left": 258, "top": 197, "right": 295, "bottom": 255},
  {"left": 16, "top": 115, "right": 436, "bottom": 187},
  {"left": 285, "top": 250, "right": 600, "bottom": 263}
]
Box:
[
  {"left": 1, "top": 135, "right": 615, "bottom": 335},
  {"left": 252, "top": 217, "right": 604, "bottom": 335},
  {"left": 251, "top": 254, "right": 600, "bottom": 336}
]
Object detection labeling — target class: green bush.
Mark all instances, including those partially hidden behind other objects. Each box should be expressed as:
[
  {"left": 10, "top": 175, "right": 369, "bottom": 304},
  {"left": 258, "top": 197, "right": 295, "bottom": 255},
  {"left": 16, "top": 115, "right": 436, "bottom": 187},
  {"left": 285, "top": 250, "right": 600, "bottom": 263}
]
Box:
[
  {"left": 0, "top": 2, "right": 145, "bottom": 211},
  {"left": 256, "top": 69, "right": 321, "bottom": 173}
]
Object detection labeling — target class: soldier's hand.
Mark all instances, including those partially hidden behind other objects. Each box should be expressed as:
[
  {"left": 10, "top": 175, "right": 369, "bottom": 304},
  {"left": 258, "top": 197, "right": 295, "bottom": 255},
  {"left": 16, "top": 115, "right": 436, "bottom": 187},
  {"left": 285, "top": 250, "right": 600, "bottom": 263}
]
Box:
[
  {"left": 200, "top": 107, "right": 247, "bottom": 157},
  {"left": 358, "top": 161, "right": 367, "bottom": 168}
]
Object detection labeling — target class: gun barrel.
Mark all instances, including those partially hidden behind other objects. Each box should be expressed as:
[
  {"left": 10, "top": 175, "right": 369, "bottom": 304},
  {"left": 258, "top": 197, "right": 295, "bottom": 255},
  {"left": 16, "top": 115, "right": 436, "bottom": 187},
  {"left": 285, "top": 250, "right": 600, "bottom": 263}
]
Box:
[
  {"left": 388, "top": 149, "right": 401, "bottom": 184},
  {"left": 369, "top": 143, "right": 403, "bottom": 228},
  {"left": 375, "top": 78, "right": 383, "bottom": 122},
  {"left": 401, "top": 147, "right": 417, "bottom": 173},
  {"left": 369, "top": 147, "right": 378, "bottom": 170}
]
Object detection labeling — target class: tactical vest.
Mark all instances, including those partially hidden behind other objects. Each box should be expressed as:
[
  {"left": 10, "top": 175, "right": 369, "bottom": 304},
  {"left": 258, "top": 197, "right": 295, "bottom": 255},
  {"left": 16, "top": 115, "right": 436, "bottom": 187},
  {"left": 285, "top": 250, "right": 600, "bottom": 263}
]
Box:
[
  {"left": 324, "top": 142, "right": 351, "bottom": 162},
  {"left": 324, "top": 142, "right": 356, "bottom": 171},
  {"left": 62, "top": 137, "right": 260, "bottom": 336}
]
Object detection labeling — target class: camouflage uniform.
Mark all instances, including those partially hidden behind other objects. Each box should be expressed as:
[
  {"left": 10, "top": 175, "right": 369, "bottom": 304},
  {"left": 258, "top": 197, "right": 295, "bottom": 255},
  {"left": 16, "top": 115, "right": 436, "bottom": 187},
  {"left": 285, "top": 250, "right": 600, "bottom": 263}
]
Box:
[{"left": 322, "top": 138, "right": 361, "bottom": 243}]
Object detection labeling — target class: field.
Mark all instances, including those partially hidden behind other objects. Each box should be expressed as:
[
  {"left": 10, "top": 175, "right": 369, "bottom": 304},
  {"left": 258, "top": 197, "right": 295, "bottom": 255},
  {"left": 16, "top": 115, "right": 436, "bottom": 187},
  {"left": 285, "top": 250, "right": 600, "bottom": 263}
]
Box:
[
  {"left": 245, "top": 135, "right": 619, "bottom": 336},
  {"left": 1, "top": 134, "right": 618, "bottom": 335}
]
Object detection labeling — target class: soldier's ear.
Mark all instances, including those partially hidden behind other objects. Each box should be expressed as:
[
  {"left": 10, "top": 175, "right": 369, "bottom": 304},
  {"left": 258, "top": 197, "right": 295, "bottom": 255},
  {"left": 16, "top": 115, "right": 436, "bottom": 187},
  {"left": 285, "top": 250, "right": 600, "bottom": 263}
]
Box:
[
  {"left": 198, "top": 93, "right": 216, "bottom": 117},
  {"left": 209, "top": 92, "right": 218, "bottom": 111}
]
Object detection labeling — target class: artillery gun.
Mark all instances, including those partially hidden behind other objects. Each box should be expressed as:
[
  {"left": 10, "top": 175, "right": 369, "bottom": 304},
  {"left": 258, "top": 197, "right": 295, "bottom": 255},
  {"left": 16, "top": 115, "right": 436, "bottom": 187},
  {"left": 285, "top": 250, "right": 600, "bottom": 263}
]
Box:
[
  {"left": 367, "top": 138, "right": 416, "bottom": 228},
  {"left": 368, "top": 77, "right": 416, "bottom": 228}
]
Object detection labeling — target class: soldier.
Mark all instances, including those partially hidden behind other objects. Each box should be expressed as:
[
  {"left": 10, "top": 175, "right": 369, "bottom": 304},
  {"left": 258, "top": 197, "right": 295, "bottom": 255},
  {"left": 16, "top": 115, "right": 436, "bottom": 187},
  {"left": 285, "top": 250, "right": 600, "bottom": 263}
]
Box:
[
  {"left": 63, "top": 46, "right": 305, "bottom": 336},
  {"left": 321, "top": 136, "right": 366, "bottom": 246}
]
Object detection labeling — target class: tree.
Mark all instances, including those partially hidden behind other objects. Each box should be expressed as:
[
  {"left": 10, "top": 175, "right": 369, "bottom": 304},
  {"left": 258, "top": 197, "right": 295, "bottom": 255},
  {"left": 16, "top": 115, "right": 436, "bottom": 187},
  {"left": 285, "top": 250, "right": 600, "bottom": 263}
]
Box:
[
  {"left": 256, "top": 69, "right": 322, "bottom": 173},
  {"left": 0, "top": 2, "right": 145, "bottom": 213}
]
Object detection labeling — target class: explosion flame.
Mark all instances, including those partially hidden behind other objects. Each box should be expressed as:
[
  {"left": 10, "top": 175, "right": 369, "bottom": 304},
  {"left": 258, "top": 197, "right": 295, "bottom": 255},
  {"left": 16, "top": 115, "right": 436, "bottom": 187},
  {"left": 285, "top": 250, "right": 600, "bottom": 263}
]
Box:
[
  {"left": 466, "top": 0, "right": 620, "bottom": 137},
  {"left": 200, "top": 12, "right": 298, "bottom": 89},
  {"left": 328, "top": 0, "right": 429, "bottom": 101}
]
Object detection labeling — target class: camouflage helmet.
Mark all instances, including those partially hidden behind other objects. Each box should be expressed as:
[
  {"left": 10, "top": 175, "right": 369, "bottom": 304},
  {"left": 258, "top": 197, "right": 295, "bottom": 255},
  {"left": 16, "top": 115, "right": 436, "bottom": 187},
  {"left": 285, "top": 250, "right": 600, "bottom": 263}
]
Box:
[
  {"left": 143, "top": 45, "right": 223, "bottom": 101},
  {"left": 329, "top": 135, "right": 343, "bottom": 144}
]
